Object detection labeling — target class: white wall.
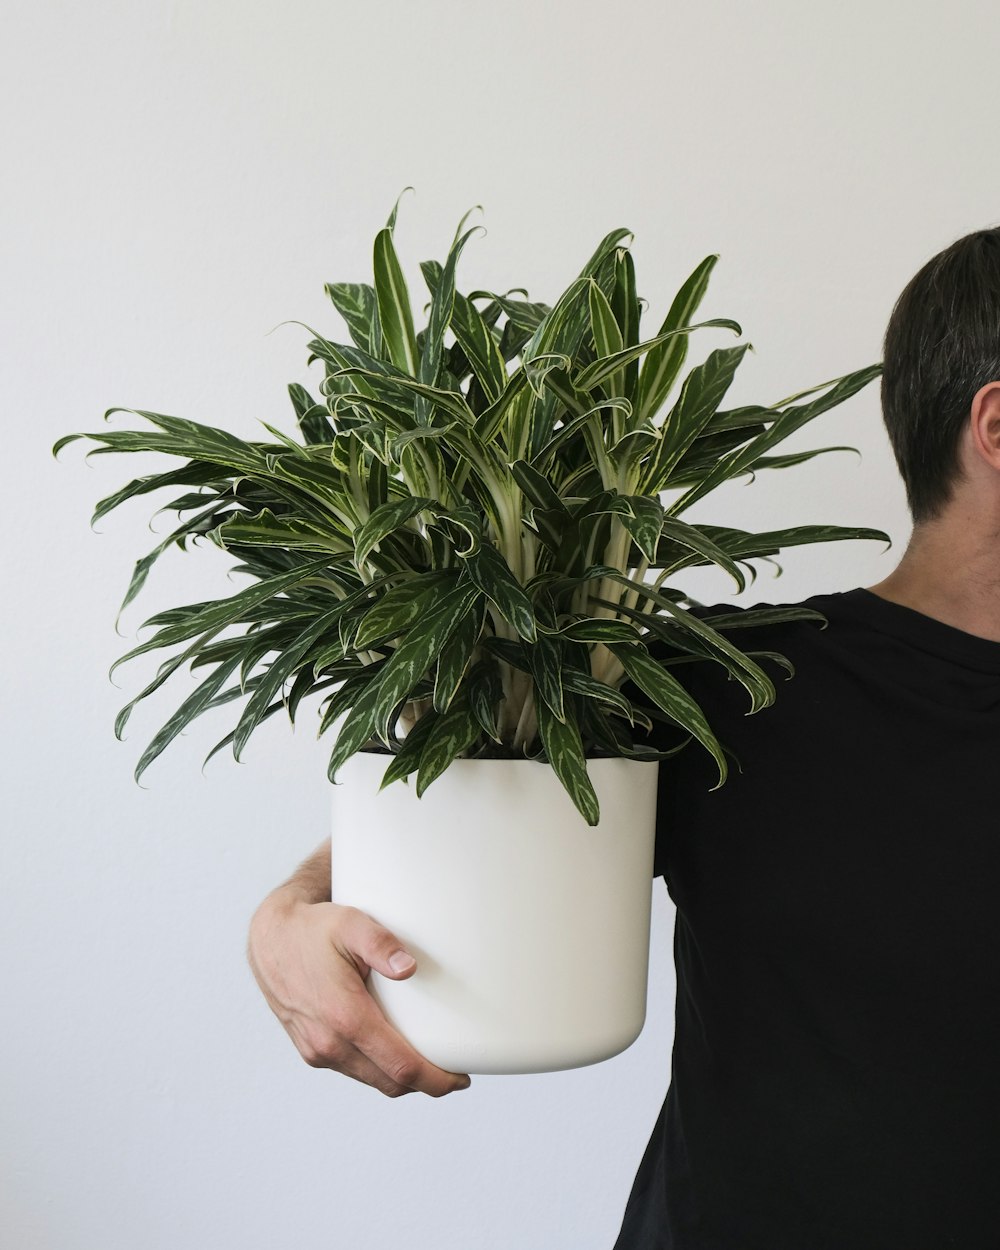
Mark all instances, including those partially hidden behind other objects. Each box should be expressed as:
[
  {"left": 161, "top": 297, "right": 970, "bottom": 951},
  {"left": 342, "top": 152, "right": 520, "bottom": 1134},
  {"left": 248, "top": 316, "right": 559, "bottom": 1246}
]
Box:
[{"left": 5, "top": 1, "right": 998, "bottom": 1246}]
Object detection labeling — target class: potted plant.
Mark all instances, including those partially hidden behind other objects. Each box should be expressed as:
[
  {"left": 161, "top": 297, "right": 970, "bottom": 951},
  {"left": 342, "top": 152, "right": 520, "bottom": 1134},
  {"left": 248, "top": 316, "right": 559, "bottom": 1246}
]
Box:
[{"left": 53, "top": 190, "right": 888, "bottom": 1075}]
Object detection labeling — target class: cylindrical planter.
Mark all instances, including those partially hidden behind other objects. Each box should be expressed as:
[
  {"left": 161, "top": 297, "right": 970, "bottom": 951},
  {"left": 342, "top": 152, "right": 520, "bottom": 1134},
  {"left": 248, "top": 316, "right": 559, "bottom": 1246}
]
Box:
[{"left": 329, "top": 751, "right": 660, "bottom": 1075}]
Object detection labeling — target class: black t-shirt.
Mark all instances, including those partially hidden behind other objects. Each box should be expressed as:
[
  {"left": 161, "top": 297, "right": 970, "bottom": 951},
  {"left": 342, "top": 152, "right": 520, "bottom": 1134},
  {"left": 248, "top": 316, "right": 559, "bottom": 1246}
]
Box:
[{"left": 612, "top": 586, "right": 1000, "bottom": 1250}]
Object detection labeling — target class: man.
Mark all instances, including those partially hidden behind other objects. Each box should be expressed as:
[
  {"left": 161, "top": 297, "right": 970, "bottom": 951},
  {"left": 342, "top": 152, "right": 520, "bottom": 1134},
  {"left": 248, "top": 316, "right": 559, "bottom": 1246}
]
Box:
[{"left": 247, "top": 226, "right": 1000, "bottom": 1247}]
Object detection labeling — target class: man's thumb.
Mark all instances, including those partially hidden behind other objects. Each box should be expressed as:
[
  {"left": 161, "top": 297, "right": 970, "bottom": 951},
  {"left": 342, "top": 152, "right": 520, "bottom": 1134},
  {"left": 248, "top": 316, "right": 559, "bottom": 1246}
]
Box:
[
  {"left": 386, "top": 948, "right": 416, "bottom": 976},
  {"left": 339, "top": 907, "right": 418, "bottom": 978}
]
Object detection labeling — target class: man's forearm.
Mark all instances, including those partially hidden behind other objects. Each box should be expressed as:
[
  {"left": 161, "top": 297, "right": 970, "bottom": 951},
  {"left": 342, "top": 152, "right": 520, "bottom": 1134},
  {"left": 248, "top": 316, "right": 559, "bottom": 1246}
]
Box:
[{"left": 278, "top": 838, "right": 332, "bottom": 905}]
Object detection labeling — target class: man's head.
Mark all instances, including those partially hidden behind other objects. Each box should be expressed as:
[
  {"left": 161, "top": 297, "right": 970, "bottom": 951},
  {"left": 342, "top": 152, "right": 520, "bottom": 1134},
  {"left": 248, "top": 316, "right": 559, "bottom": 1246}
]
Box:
[{"left": 881, "top": 226, "right": 1000, "bottom": 526}]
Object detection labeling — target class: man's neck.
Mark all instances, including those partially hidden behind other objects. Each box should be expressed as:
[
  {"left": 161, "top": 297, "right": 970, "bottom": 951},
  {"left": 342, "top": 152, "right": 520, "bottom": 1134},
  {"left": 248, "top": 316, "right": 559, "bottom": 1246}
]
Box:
[{"left": 866, "top": 510, "right": 1000, "bottom": 644}]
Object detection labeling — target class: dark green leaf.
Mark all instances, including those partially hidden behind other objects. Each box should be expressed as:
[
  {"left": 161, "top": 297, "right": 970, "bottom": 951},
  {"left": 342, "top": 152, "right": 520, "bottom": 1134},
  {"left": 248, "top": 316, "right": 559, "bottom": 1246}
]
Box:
[
  {"left": 133, "top": 654, "right": 243, "bottom": 784},
  {"left": 556, "top": 617, "right": 640, "bottom": 643},
  {"left": 608, "top": 642, "right": 728, "bottom": 790},
  {"left": 354, "top": 496, "right": 437, "bottom": 568},
  {"left": 415, "top": 694, "right": 481, "bottom": 795},
  {"left": 373, "top": 226, "right": 418, "bottom": 376},
  {"left": 534, "top": 694, "right": 600, "bottom": 826},
  {"left": 463, "top": 544, "right": 536, "bottom": 642},
  {"left": 637, "top": 254, "right": 718, "bottom": 421},
  {"left": 378, "top": 710, "right": 439, "bottom": 788},
  {"left": 372, "top": 582, "right": 483, "bottom": 742},
  {"left": 433, "top": 597, "right": 486, "bottom": 712}
]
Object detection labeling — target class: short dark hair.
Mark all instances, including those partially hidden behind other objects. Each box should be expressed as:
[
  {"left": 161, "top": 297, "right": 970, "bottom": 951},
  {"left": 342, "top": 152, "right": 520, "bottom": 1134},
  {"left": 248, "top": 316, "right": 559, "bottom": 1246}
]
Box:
[{"left": 880, "top": 226, "right": 1000, "bottom": 524}]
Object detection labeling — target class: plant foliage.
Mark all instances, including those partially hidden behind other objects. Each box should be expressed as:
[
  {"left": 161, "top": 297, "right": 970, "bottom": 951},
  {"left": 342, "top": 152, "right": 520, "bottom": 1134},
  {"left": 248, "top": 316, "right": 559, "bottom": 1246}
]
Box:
[{"left": 53, "top": 190, "right": 890, "bottom": 823}]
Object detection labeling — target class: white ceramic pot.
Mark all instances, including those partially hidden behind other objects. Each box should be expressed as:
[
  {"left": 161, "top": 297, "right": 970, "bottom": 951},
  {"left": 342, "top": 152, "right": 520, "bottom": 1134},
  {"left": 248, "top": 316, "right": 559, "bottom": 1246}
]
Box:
[{"left": 329, "top": 751, "right": 660, "bottom": 1075}]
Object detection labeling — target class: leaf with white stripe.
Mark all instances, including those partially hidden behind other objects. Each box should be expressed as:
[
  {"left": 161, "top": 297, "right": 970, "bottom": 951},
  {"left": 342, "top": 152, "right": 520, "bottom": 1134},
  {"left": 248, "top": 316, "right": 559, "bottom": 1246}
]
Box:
[
  {"left": 354, "top": 496, "right": 436, "bottom": 568},
  {"left": 575, "top": 319, "right": 741, "bottom": 393},
  {"left": 433, "top": 596, "right": 486, "bottom": 712},
  {"left": 637, "top": 254, "right": 718, "bottom": 423},
  {"left": 378, "top": 710, "right": 439, "bottom": 788},
  {"left": 232, "top": 602, "right": 348, "bottom": 761},
  {"left": 415, "top": 225, "right": 482, "bottom": 422},
  {"left": 325, "top": 282, "right": 378, "bottom": 354},
  {"left": 463, "top": 543, "right": 536, "bottom": 642},
  {"left": 133, "top": 654, "right": 243, "bottom": 784},
  {"left": 639, "top": 344, "right": 751, "bottom": 494},
  {"left": 610, "top": 495, "right": 665, "bottom": 563},
  {"left": 326, "top": 667, "right": 390, "bottom": 782},
  {"left": 108, "top": 554, "right": 337, "bottom": 682},
  {"left": 608, "top": 642, "right": 727, "bottom": 789},
  {"left": 354, "top": 572, "right": 457, "bottom": 650},
  {"left": 535, "top": 694, "right": 600, "bottom": 826},
  {"left": 415, "top": 694, "right": 481, "bottom": 796},
  {"left": 372, "top": 582, "right": 483, "bottom": 742},
  {"left": 373, "top": 226, "right": 418, "bottom": 376},
  {"left": 423, "top": 261, "right": 507, "bottom": 403},
  {"left": 527, "top": 631, "right": 565, "bottom": 721}
]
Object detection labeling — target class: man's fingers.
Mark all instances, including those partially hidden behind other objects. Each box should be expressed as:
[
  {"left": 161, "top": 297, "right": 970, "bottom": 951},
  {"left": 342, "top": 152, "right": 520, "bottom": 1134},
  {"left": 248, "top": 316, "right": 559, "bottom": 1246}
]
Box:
[
  {"left": 347, "top": 992, "right": 472, "bottom": 1097},
  {"left": 313, "top": 1040, "right": 416, "bottom": 1098}
]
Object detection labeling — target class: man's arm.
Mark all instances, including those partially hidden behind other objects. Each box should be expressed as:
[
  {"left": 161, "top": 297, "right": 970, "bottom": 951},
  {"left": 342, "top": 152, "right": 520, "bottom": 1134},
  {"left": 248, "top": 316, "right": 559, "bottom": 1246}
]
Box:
[{"left": 247, "top": 837, "right": 471, "bottom": 1098}]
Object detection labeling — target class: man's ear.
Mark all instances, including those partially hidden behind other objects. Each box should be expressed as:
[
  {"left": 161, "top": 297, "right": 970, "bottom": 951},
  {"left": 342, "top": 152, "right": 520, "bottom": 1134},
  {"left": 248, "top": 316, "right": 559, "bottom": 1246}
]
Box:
[{"left": 968, "top": 380, "right": 1000, "bottom": 471}]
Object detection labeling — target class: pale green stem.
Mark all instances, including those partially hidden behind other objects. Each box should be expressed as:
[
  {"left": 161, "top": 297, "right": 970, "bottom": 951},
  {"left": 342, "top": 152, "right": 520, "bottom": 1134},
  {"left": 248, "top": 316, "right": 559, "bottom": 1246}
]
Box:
[
  {"left": 621, "top": 554, "right": 651, "bottom": 615},
  {"left": 512, "top": 686, "right": 537, "bottom": 752},
  {"left": 592, "top": 519, "right": 631, "bottom": 622}
]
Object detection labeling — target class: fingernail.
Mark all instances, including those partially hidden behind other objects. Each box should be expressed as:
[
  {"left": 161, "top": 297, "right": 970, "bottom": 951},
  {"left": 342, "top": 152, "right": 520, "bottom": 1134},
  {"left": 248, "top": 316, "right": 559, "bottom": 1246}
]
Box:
[
  {"left": 388, "top": 950, "right": 416, "bottom": 973},
  {"left": 455, "top": 1077, "right": 471, "bottom": 1090}
]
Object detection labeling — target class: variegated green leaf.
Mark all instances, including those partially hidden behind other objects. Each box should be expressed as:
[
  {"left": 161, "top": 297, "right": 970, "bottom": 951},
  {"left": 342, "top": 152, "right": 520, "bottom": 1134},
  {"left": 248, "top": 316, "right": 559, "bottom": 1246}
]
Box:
[
  {"left": 378, "top": 710, "right": 439, "bottom": 788},
  {"left": 742, "top": 445, "right": 859, "bottom": 472},
  {"left": 610, "top": 495, "right": 664, "bottom": 563},
  {"left": 354, "top": 496, "right": 436, "bottom": 568},
  {"left": 325, "top": 282, "right": 379, "bottom": 354},
  {"left": 108, "top": 553, "right": 336, "bottom": 681},
  {"left": 210, "top": 507, "right": 346, "bottom": 554},
  {"left": 656, "top": 516, "right": 749, "bottom": 591},
  {"left": 433, "top": 596, "right": 486, "bottom": 713},
  {"left": 560, "top": 667, "right": 635, "bottom": 721},
  {"left": 667, "top": 364, "right": 883, "bottom": 516},
  {"left": 575, "top": 319, "right": 741, "bottom": 393},
  {"left": 415, "top": 225, "right": 481, "bottom": 423},
  {"left": 527, "top": 631, "right": 565, "bottom": 721},
  {"left": 373, "top": 226, "right": 418, "bottom": 376},
  {"left": 326, "top": 667, "right": 389, "bottom": 782},
  {"left": 535, "top": 694, "right": 600, "bottom": 826},
  {"left": 637, "top": 254, "right": 718, "bottom": 422},
  {"left": 329, "top": 365, "right": 475, "bottom": 425},
  {"left": 423, "top": 261, "right": 508, "bottom": 403},
  {"left": 462, "top": 543, "right": 536, "bottom": 642},
  {"left": 353, "top": 571, "right": 457, "bottom": 650},
  {"left": 556, "top": 617, "right": 640, "bottom": 643},
  {"left": 415, "top": 694, "right": 481, "bottom": 796},
  {"left": 465, "top": 658, "right": 504, "bottom": 742},
  {"left": 605, "top": 572, "right": 776, "bottom": 712},
  {"left": 372, "top": 582, "right": 483, "bottom": 742},
  {"left": 232, "top": 601, "right": 349, "bottom": 761},
  {"left": 609, "top": 247, "right": 640, "bottom": 406},
  {"left": 608, "top": 642, "right": 728, "bottom": 789},
  {"left": 639, "top": 343, "right": 751, "bottom": 494},
  {"left": 588, "top": 278, "right": 624, "bottom": 383},
  {"left": 133, "top": 654, "right": 243, "bottom": 784}
]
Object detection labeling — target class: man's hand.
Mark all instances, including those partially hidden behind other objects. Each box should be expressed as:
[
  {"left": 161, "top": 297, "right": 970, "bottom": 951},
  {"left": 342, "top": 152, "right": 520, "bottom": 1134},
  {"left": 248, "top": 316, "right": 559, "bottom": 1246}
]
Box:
[{"left": 247, "top": 888, "right": 472, "bottom": 1099}]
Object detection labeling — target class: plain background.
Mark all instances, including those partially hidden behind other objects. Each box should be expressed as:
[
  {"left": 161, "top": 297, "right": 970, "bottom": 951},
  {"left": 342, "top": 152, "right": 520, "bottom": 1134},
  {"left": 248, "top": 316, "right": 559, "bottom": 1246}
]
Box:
[{"left": 4, "top": 2, "right": 1000, "bottom": 1246}]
